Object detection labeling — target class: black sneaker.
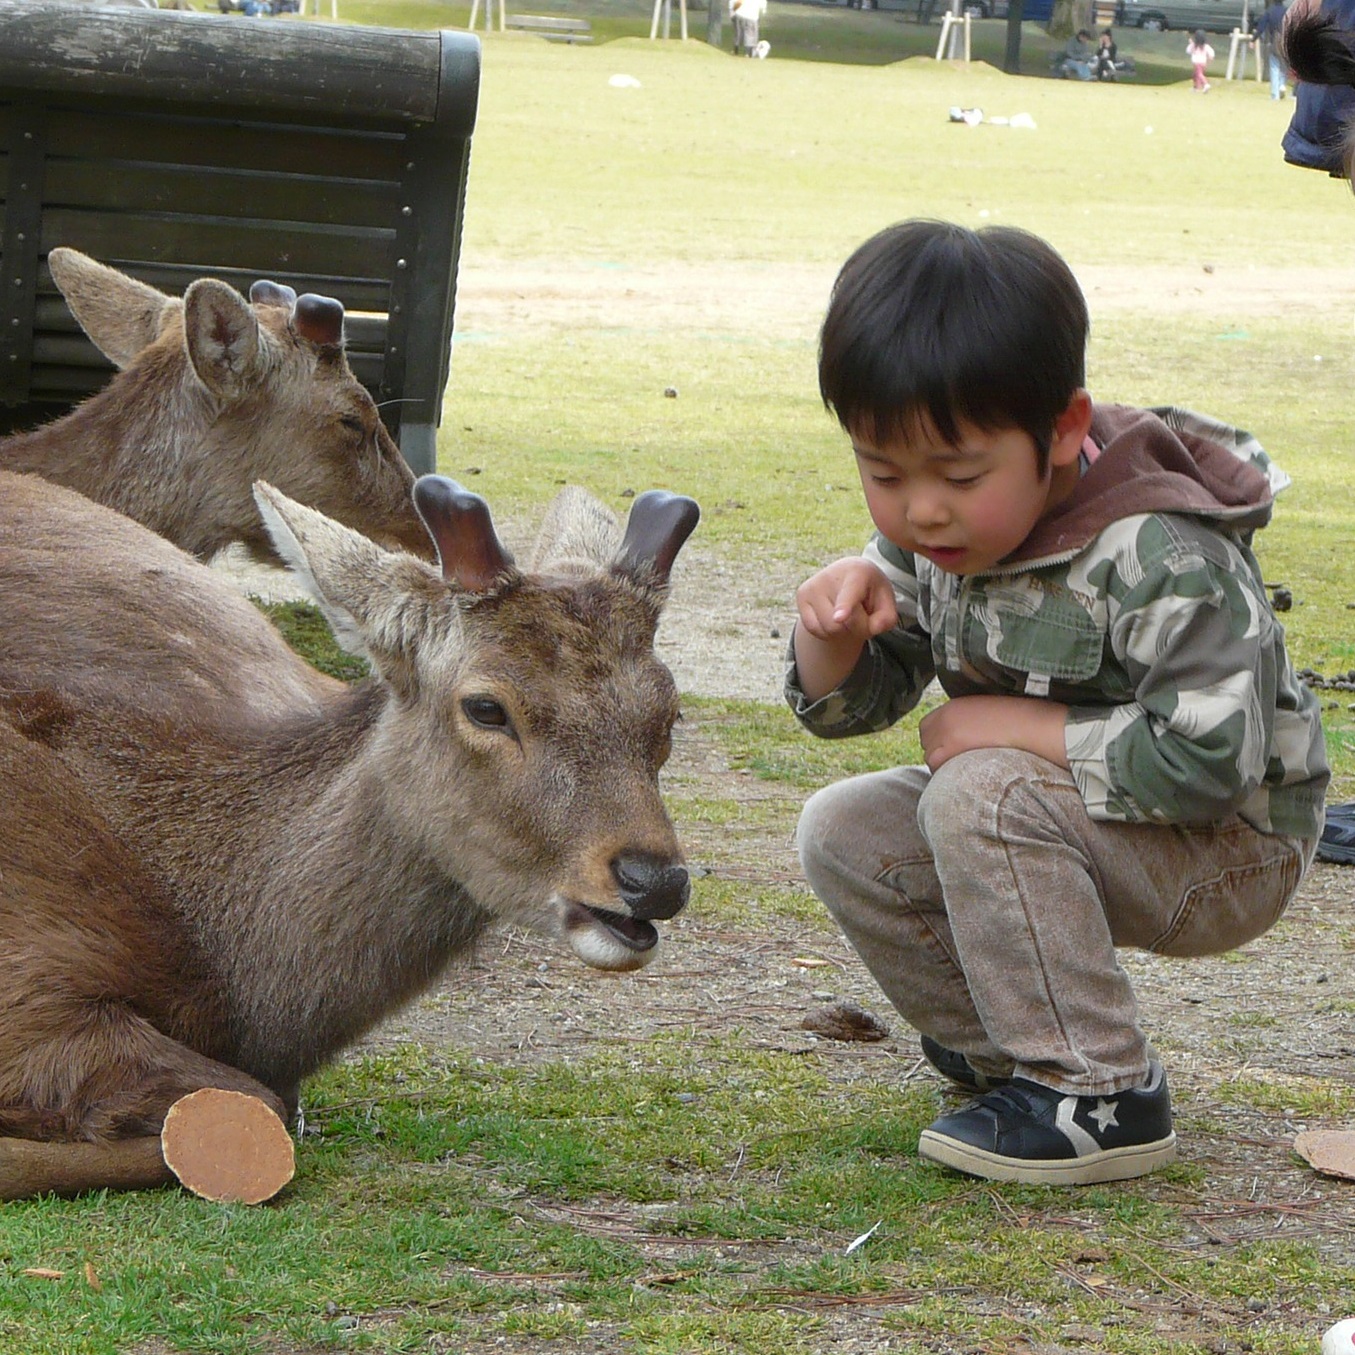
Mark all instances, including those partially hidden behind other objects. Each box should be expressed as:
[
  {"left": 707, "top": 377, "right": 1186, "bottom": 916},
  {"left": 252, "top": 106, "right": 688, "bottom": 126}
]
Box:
[
  {"left": 919, "top": 1035, "right": 1010, "bottom": 1093},
  {"left": 917, "top": 1064, "right": 1176, "bottom": 1185}
]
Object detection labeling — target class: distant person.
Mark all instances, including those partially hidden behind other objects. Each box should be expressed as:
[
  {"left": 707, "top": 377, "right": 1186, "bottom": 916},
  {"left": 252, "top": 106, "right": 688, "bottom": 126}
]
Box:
[
  {"left": 1281, "top": 0, "right": 1355, "bottom": 173},
  {"left": 1057, "top": 28, "right": 1096, "bottom": 78},
  {"left": 789, "top": 219, "right": 1326, "bottom": 1185},
  {"left": 1187, "top": 28, "right": 1216, "bottom": 91},
  {"left": 1253, "top": 0, "right": 1291, "bottom": 98},
  {"left": 730, "top": 0, "right": 767, "bottom": 56},
  {"left": 1094, "top": 27, "right": 1119, "bottom": 78}
]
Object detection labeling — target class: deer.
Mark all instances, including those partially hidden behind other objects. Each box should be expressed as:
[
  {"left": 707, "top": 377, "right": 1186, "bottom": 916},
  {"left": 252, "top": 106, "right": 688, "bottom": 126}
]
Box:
[
  {"left": 0, "top": 467, "right": 700, "bottom": 1201},
  {"left": 0, "top": 248, "right": 434, "bottom": 563}
]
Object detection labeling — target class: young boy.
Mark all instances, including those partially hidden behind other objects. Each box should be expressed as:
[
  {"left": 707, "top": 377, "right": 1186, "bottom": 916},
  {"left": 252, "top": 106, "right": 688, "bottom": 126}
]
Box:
[{"left": 788, "top": 220, "right": 1328, "bottom": 1186}]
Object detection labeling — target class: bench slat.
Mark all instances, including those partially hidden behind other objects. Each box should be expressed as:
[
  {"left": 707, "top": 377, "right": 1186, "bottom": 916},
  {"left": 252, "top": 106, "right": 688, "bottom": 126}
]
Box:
[
  {"left": 3, "top": 103, "right": 411, "bottom": 181},
  {"left": 44, "top": 162, "right": 401, "bottom": 232},
  {"left": 0, "top": 7, "right": 466, "bottom": 127},
  {"left": 40, "top": 211, "right": 398, "bottom": 281}
]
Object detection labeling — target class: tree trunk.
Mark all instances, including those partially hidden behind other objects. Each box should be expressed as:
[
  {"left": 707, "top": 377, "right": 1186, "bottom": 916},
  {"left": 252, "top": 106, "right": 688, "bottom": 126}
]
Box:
[
  {"left": 1003, "top": 0, "right": 1024, "bottom": 70},
  {"left": 1049, "top": 0, "right": 1092, "bottom": 34}
]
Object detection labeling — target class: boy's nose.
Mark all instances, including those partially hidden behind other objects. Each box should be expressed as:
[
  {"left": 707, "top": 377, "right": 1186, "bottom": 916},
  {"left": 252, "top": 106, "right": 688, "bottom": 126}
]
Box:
[{"left": 906, "top": 494, "right": 949, "bottom": 528}]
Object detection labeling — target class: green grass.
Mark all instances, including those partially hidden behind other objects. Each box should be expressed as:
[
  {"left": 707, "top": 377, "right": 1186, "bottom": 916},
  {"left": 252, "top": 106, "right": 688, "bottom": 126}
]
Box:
[
  {"left": 6, "top": 1044, "right": 1344, "bottom": 1352},
  {"left": 13, "top": 19, "right": 1355, "bottom": 1355}
]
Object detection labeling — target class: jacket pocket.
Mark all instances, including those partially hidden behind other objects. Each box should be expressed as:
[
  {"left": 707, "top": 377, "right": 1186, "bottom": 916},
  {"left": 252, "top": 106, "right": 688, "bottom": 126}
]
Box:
[{"left": 967, "top": 580, "right": 1105, "bottom": 684}]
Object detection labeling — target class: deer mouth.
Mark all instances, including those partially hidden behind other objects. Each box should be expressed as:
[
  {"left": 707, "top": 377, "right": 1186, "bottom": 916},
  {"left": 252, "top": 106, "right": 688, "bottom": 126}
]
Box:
[{"left": 562, "top": 902, "right": 660, "bottom": 971}]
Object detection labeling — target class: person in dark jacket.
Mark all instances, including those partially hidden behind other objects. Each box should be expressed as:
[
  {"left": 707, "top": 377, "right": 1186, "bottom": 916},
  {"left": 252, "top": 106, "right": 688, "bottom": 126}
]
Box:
[
  {"left": 1094, "top": 28, "right": 1119, "bottom": 79},
  {"left": 1253, "top": 0, "right": 1291, "bottom": 97}
]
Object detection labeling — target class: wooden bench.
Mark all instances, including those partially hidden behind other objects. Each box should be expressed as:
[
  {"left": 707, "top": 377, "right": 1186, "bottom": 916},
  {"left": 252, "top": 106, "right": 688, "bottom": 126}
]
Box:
[
  {"left": 504, "top": 14, "right": 593, "bottom": 41},
  {"left": 0, "top": 2, "right": 480, "bottom": 475}
]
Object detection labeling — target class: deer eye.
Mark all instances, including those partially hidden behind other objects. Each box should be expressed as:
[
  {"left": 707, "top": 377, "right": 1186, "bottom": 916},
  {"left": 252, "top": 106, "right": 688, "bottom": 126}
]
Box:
[{"left": 461, "top": 696, "right": 512, "bottom": 732}]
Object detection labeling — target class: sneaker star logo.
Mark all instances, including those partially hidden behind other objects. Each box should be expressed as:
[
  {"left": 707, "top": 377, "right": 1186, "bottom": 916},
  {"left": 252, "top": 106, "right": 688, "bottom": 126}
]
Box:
[{"left": 1088, "top": 1098, "right": 1119, "bottom": 1134}]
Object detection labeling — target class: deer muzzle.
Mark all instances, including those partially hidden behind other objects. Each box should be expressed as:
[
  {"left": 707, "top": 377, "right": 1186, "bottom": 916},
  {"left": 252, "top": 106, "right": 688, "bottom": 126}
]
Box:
[
  {"left": 559, "top": 853, "right": 690, "bottom": 972},
  {"left": 612, "top": 852, "right": 690, "bottom": 921}
]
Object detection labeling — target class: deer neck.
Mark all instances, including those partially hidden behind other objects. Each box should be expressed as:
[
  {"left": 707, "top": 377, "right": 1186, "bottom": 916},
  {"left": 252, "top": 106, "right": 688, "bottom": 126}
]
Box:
[
  {"left": 112, "top": 685, "right": 490, "bottom": 1093},
  {"left": 0, "top": 361, "right": 221, "bottom": 556}
]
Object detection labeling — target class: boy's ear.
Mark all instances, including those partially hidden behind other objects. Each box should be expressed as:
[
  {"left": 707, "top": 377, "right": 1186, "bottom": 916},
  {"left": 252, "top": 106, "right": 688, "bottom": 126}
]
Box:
[{"left": 1049, "top": 389, "right": 1094, "bottom": 469}]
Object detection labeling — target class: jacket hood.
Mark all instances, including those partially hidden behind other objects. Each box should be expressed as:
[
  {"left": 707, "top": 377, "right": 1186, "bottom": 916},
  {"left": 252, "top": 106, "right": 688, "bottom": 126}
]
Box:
[{"left": 1007, "top": 403, "right": 1275, "bottom": 566}]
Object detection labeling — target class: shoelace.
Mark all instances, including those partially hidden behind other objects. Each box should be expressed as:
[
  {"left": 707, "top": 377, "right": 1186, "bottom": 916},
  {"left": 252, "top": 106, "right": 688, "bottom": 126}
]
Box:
[{"left": 969, "top": 1082, "right": 1042, "bottom": 1118}]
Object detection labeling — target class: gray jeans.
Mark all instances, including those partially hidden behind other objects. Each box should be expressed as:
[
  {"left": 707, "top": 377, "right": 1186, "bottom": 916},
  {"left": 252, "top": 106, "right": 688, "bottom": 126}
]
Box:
[{"left": 797, "top": 749, "right": 1313, "bottom": 1098}]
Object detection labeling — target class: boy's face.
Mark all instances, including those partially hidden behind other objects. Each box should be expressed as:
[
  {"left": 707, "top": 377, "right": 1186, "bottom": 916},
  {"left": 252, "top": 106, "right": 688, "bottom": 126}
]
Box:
[{"left": 851, "top": 394, "right": 1091, "bottom": 576}]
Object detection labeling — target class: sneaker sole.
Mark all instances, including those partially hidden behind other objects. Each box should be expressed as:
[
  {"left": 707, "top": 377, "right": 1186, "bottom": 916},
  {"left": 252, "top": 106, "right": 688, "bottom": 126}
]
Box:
[{"left": 917, "top": 1128, "right": 1177, "bottom": 1185}]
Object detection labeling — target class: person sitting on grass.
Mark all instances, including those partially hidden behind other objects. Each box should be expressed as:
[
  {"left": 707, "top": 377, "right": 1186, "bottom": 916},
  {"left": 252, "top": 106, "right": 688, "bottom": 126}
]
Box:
[
  {"left": 787, "top": 219, "right": 1328, "bottom": 1186},
  {"left": 1057, "top": 29, "right": 1097, "bottom": 78},
  {"left": 1095, "top": 27, "right": 1120, "bottom": 79}
]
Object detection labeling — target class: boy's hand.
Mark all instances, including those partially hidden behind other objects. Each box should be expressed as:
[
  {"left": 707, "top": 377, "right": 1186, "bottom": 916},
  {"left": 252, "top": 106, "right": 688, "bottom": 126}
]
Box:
[
  {"left": 793, "top": 557, "right": 898, "bottom": 702},
  {"left": 918, "top": 695, "right": 1070, "bottom": 772}
]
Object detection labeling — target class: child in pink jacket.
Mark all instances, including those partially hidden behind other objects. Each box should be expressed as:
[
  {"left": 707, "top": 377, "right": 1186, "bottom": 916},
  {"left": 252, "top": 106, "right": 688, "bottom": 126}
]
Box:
[{"left": 1188, "top": 29, "right": 1215, "bottom": 91}]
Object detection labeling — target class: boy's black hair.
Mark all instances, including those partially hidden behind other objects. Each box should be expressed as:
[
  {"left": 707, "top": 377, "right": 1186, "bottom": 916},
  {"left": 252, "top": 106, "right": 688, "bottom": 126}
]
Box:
[{"left": 818, "top": 221, "right": 1089, "bottom": 475}]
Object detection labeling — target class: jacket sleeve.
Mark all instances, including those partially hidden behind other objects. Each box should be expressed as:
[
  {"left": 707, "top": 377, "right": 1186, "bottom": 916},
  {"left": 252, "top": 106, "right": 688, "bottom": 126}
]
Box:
[
  {"left": 1063, "top": 519, "right": 1277, "bottom": 824},
  {"left": 784, "top": 536, "right": 936, "bottom": 738}
]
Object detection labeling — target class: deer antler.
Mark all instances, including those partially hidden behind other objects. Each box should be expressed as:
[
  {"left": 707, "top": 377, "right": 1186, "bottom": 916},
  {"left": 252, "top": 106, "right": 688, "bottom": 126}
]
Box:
[
  {"left": 412, "top": 477, "right": 517, "bottom": 593},
  {"left": 292, "top": 294, "right": 345, "bottom": 346},
  {"left": 614, "top": 491, "right": 700, "bottom": 586},
  {"left": 248, "top": 280, "right": 298, "bottom": 309}
]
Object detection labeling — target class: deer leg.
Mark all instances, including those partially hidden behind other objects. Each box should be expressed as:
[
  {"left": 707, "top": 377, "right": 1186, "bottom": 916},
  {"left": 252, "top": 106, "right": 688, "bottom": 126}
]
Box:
[{"left": 0, "top": 1007, "right": 291, "bottom": 1201}]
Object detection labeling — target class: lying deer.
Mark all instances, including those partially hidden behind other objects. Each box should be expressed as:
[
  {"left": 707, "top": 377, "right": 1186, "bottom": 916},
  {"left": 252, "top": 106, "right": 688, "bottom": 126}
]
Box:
[
  {"left": 0, "top": 249, "right": 433, "bottom": 562},
  {"left": 0, "top": 469, "right": 699, "bottom": 1200}
]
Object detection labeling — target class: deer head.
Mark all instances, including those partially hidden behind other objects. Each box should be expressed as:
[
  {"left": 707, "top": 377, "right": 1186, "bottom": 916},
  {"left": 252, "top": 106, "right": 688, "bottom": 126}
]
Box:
[{"left": 254, "top": 477, "right": 701, "bottom": 971}]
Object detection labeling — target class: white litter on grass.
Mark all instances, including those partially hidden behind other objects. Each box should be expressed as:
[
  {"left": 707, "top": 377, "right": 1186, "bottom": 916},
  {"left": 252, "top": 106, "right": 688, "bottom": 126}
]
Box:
[
  {"left": 1145, "top": 124, "right": 1154, "bottom": 133},
  {"left": 609, "top": 74, "right": 642, "bottom": 88},
  {"left": 948, "top": 107, "right": 1035, "bottom": 128},
  {"left": 844, "top": 1220, "right": 882, "bottom": 1255}
]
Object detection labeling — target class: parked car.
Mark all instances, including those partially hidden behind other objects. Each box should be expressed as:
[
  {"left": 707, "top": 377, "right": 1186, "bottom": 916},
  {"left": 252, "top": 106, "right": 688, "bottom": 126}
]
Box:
[
  {"left": 1115, "top": 0, "right": 1251, "bottom": 30},
  {"left": 963, "top": 0, "right": 1055, "bottom": 20}
]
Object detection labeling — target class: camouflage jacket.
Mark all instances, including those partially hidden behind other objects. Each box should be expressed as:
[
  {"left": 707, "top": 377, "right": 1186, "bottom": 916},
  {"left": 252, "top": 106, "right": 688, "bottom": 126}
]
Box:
[{"left": 786, "top": 405, "right": 1329, "bottom": 839}]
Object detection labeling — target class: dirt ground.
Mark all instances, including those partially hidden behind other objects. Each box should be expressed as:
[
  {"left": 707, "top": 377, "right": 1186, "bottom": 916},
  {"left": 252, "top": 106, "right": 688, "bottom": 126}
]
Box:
[{"left": 220, "top": 258, "right": 1355, "bottom": 1350}]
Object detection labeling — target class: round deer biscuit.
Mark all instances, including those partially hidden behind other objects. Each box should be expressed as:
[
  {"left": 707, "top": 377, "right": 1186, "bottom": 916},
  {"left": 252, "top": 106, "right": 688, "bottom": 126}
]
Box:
[{"left": 161, "top": 1088, "right": 295, "bottom": 1204}]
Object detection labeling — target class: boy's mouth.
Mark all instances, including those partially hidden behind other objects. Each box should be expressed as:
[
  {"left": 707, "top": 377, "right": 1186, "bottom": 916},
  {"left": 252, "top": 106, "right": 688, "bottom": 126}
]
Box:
[{"left": 919, "top": 545, "right": 966, "bottom": 566}]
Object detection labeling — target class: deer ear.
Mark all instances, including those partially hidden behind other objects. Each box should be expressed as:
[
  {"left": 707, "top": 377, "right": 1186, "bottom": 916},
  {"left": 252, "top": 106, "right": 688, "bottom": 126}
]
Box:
[
  {"left": 253, "top": 480, "right": 451, "bottom": 700},
  {"left": 614, "top": 491, "right": 700, "bottom": 587},
  {"left": 183, "top": 279, "right": 264, "bottom": 397},
  {"left": 413, "top": 477, "right": 516, "bottom": 592},
  {"left": 528, "top": 485, "right": 621, "bottom": 575},
  {"left": 48, "top": 247, "right": 177, "bottom": 369}
]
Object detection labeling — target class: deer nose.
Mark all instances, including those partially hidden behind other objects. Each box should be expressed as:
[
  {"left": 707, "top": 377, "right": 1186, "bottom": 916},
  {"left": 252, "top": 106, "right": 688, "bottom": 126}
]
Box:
[{"left": 612, "top": 852, "right": 690, "bottom": 921}]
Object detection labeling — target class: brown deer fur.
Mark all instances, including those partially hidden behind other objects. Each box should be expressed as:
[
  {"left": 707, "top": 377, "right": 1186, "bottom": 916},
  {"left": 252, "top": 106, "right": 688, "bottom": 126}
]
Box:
[
  {"left": 0, "top": 249, "right": 433, "bottom": 563},
  {"left": 0, "top": 469, "right": 699, "bottom": 1200}
]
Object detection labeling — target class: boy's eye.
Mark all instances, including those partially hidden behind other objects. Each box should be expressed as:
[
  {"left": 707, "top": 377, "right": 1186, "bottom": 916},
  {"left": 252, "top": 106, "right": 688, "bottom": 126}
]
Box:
[{"left": 946, "top": 474, "right": 982, "bottom": 488}]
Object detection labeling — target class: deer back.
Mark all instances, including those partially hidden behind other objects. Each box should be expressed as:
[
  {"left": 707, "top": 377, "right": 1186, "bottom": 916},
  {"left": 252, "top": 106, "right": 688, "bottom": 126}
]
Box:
[{"left": 0, "top": 472, "right": 337, "bottom": 726}]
